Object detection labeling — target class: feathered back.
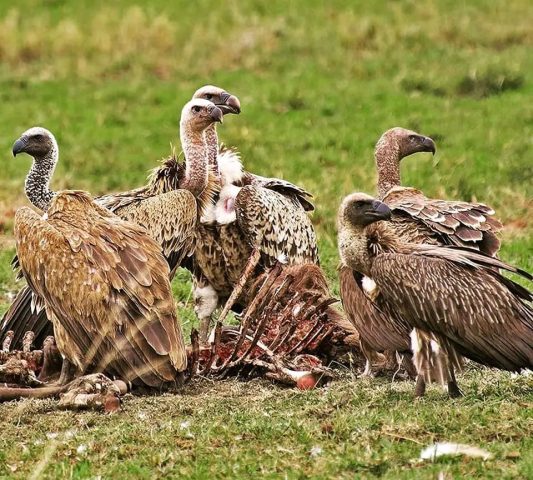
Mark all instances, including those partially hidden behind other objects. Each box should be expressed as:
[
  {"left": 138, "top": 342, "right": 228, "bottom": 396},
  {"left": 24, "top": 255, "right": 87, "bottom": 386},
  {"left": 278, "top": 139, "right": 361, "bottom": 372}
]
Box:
[
  {"left": 383, "top": 187, "right": 502, "bottom": 256},
  {"left": 14, "top": 190, "right": 187, "bottom": 387}
]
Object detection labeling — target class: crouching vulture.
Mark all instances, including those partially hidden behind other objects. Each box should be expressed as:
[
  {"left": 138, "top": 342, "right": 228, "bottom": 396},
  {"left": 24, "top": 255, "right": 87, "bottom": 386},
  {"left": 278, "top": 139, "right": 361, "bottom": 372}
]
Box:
[
  {"left": 338, "top": 192, "right": 532, "bottom": 395},
  {"left": 340, "top": 128, "right": 502, "bottom": 389},
  {"left": 1, "top": 87, "right": 239, "bottom": 350},
  {"left": 10, "top": 127, "right": 194, "bottom": 389}
]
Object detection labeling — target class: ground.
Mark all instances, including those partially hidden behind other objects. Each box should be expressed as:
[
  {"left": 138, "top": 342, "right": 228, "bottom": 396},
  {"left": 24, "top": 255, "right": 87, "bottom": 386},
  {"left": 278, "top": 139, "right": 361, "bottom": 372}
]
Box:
[{"left": 0, "top": 0, "right": 531, "bottom": 478}]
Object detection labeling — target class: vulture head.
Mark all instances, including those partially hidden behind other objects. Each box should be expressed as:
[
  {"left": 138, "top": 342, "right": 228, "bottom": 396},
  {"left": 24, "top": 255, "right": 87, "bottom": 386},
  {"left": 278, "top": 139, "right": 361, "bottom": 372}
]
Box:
[
  {"left": 12, "top": 127, "right": 58, "bottom": 159},
  {"left": 340, "top": 192, "right": 392, "bottom": 228},
  {"left": 376, "top": 127, "right": 436, "bottom": 161},
  {"left": 192, "top": 85, "right": 241, "bottom": 115},
  {"left": 338, "top": 193, "right": 394, "bottom": 274},
  {"left": 181, "top": 99, "right": 224, "bottom": 131}
]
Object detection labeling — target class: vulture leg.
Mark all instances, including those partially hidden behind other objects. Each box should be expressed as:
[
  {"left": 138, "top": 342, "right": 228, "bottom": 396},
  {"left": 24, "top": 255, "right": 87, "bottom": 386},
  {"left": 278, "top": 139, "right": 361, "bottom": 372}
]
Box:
[
  {"left": 447, "top": 366, "right": 463, "bottom": 398},
  {"left": 414, "top": 374, "right": 426, "bottom": 398},
  {"left": 38, "top": 336, "right": 62, "bottom": 382},
  {"left": 57, "top": 358, "right": 77, "bottom": 386},
  {"left": 194, "top": 282, "right": 219, "bottom": 344},
  {"left": 217, "top": 248, "right": 261, "bottom": 325},
  {"left": 359, "top": 339, "right": 385, "bottom": 377}
]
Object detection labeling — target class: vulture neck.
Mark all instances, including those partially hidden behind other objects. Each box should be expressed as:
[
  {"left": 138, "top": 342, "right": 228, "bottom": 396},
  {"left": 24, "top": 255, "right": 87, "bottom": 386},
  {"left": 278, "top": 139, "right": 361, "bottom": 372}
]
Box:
[
  {"left": 375, "top": 141, "right": 401, "bottom": 200},
  {"left": 180, "top": 124, "right": 209, "bottom": 198},
  {"left": 339, "top": 220, "right": 401, "bottom": 276},
  {"left": 25, "top": 147, "right": 58, "bottom": 211},
  {"left": 204, "top": 124, "right": 220, "bottom": 177}
]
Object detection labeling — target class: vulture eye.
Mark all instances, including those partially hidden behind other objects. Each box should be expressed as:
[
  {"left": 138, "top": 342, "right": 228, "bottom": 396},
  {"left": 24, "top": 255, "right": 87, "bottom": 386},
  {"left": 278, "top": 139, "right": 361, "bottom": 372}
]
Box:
[
  {"left": 33, "top": 134, "right": 44, "bottom": 141},
  {"left": 408, "top": 134, "right": 418, "bottom": 141},
  {"left": 192, "top": 106, "right": 201, "bottom": 113},
  {"left": 204, "top": 94, "right": 213, "bottom": 100}
]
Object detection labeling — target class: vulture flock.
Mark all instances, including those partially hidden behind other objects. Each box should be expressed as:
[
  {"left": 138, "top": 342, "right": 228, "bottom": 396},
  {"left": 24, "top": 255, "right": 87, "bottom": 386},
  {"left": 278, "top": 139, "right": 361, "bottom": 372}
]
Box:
[{"left": 0, "top": 85, "right": 531, "bottom": 409}]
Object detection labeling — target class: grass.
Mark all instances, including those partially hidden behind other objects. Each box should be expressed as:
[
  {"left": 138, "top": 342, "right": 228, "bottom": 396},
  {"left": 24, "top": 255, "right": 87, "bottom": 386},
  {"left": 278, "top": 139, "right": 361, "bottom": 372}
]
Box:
[{"left": 0, "top": 0, "right": 531, "bottom": 478}]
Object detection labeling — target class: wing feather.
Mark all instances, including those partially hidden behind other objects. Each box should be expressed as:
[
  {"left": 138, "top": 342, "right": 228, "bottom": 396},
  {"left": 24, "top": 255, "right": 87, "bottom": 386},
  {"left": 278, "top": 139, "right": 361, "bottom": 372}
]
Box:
[
  {"left": 372, "top": 252, "right": 533, "bottom": 371},
  {"left": 383, "top": 187, "right": 502, "bottom": 256},
  {"left": 14, "top": 194, "right": 187, "bottom": 386}
]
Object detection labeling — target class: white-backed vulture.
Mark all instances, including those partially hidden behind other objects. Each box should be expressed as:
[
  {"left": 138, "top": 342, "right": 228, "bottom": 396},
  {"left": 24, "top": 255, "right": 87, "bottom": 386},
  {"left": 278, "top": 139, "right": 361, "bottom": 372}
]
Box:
[
  {"left": 2, "top": 89, "right": 237, "bottom": 350},
  {"left": 338, "top": 192, "right": 532, "bottom": 394},
  {"left": 340, "top": 128, "right": 502, "bottom": 389},
  {"left": 12, "top": 127, "right": 188, "bottom": 388},
  {"left": 188, "top": 98, "right": 318, "bottom": 341}
]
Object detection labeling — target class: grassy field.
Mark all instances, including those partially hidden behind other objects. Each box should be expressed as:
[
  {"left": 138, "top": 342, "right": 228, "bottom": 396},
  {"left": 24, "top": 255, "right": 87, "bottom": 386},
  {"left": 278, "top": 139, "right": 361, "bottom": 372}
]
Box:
[{"left": 0, "top": 0, "right": 531, "bottom": 478}]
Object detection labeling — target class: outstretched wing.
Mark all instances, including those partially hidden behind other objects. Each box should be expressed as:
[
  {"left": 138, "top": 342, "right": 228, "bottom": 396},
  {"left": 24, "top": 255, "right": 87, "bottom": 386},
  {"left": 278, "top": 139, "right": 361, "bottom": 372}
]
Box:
[
  {"left": 14, "top": 197, "right": 186, "bottom": 386},
  {"left": 372, "top": 250, "right": 533, "bottom": 371},
  {"left": 235, "top": 185, "right": 319, "bottom": 266},
  {"left": 383, "top": 187, "right": 502, "bottom": 255}
]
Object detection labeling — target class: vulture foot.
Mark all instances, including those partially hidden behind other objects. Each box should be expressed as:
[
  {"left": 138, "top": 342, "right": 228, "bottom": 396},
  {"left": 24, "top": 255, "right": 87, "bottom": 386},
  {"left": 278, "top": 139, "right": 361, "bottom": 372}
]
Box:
[
  {"left": 55, "top": 358, "right": 77, "bottom": 386},
  {"left": 38, "top": 336, "right": 62, "bottom": 382},
  {"left": 447, "top": 380, "right": 464, "bottom": 398},
  {"left": 414, "top": 375, "right": 426, "bottom": 398}
]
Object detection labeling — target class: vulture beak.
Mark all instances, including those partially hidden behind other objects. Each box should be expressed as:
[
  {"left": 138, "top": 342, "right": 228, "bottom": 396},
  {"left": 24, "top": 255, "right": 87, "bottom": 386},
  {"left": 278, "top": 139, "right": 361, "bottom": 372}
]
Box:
[
  {"left": 369, "top": 200, "right": 392, "bottom": 221},
  {"left": 210, "top": 106, "right": 224, "bottom": 124},
  {"left": 12, "top": 138, "right": 26, "bottom": 157},
  {"left": 218, "top": 92, "right": 241, "bottom": 115},
  {"left": 421, "top": 136, "right": 436, "bottom": 155}
]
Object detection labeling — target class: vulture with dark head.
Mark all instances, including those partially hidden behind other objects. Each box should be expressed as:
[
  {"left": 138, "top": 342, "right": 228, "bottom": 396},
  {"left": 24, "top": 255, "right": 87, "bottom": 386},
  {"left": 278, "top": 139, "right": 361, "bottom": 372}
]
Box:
[
  {"left": 340, "top": 128, "right": 502, "bottom": 386},
  {"left": 12, "top": 127, "right": 188, "bottom": 388},
  {"left": 1, "top": 89, "right": 238, "bottom": 350},
  {"left": 188, "top": 94, "right": 318, "bottom": 341},
  {"left": 338, "top": 192, "right": 532, "bottom": 394}
]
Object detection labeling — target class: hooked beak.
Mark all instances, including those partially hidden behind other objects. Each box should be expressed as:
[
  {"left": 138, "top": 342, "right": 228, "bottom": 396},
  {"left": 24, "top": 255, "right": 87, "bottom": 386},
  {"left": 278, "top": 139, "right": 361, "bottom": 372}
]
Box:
[
  {"left": 218, "top": 92, "right": 241, "bottom": 115},
  {"left": 12, "top": 138, "right": 26, "bottom": 157},
  {"left": 369, "top": 200, "right": 392, "bottom": 221},
  {"left": 421, "top": 136, "right": 436, "bottom": 155},
  {"left": 210, "top": 106, "right": 223, "bottom": 124}
]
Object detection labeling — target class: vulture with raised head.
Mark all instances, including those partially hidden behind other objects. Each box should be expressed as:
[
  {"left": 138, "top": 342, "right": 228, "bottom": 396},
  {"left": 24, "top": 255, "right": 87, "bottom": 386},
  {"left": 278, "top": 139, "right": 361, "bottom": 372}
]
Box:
[
  {"left": 189, "top": 96, "right": 318, "bottom": 341},
  {"left": 12, "top": 127, "right": 189, "bottom": 387},
  {"left": 2, "top": 88, "right": 238, "bottom": 350},
  {"left": 338, "top": 192, "right": 532, "bottom": 394},
  {"left": 340, "top": 128, "right": 502, "bottom": 387}
]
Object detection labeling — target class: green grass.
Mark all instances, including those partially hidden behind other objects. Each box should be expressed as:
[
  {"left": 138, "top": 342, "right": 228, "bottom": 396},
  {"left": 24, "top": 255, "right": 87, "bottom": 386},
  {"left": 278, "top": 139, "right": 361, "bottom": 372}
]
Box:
[{"left": 0, "top": 0, "right": 531, "bottom": 478}]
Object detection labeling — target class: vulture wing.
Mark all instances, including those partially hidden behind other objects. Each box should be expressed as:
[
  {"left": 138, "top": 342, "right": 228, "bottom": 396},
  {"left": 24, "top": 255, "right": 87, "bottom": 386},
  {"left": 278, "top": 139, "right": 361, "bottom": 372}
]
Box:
[
  {"left": 339, "top": 265, "right": 411, "bottom": 352},
  {"left": 14, "top": 193, "right": 186, "bottom": 386},
  {"left": 2, "top": 189, "right": 198, "bottom": 349},
  {"left": 235, "top": 185, "right": 319, "bottom": 266},
  {"left": 371, "top": 250, "right": 533, "bottom": 371},
  {"left": 383, "top": 187, "right": 502, "bottom": 255},
  {"left": 108, "top": 190, "right": 198, "bottom": 276},
  {"left": 243, "top": 173, "right": 315, "bottom": 212}
]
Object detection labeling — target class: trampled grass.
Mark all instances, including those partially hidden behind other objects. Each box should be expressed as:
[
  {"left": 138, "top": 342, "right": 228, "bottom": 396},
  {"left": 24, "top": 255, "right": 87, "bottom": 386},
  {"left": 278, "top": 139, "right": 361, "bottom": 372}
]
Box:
[{"left": 0, "top": 0, "right": 531, "bottom": 478}]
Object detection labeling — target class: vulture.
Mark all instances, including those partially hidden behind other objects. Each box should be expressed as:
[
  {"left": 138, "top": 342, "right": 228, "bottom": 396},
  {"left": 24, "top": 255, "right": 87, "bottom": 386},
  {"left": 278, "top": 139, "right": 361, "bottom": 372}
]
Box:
[
  {"left": 340, "top": 128, "right": 502, "bottom": 390},
  {"left": 11, "top": 127, "right": 188, "bottom": 387},
  {"left": 1, "top": 88, "right": 238, "bottom": 350},
  {"left": 189, "top": 98, "right": 318, "bottom": 341},
  {"left": 338, "top": 192, "right": 532, "bottom": 394}
]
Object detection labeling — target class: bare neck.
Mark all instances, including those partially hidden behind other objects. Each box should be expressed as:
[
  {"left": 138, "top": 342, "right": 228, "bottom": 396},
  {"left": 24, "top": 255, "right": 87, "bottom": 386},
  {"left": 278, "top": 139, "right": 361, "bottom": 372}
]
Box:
[
  {"left": 180, "top": 124, "right": 209, "bottom": 198},
  {"left": 204, "top": 124, "right": 219, "bottom": 176},
  {"left": 375, "top": 141, "right": 401, "bottom": 199},
  {"left": 25, "top": 148, "right": 58, "bottom": 211}
]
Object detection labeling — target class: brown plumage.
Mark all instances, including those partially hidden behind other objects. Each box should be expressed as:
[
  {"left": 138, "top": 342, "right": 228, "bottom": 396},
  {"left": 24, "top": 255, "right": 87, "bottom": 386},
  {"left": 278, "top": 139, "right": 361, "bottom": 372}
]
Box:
[
  {"left": 2, "top": 93, "right": 233, "bottom": 350},
  {"left": 15, "top": 192, "right": 187, "bottom": 387},
  {"left": 190, "top": 121, "right": 318, "bottom": 341},
  {"left": 339, "top": 193, "right": 532, "bottom": 391},
  {"left": 376, "top": 127, "right": 502, "bottom": 253},
  {"left": 11, "top": 127, "right": 188, "bottom": 387},
  {"left": 340, "top": 128, "right": 502, "bottom": 382}
]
